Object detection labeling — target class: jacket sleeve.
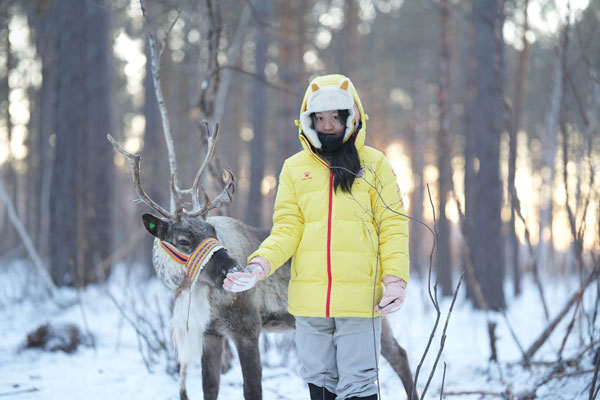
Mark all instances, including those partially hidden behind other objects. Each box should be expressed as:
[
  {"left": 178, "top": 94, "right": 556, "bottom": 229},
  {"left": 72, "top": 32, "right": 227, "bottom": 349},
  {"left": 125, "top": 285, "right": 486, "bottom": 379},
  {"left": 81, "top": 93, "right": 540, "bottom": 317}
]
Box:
[
  {"left": 370, "top": 156, "right": 410, "bottom": 284},
  {"left": 248, "top": 161, "right": 304, "bottom": 276}
]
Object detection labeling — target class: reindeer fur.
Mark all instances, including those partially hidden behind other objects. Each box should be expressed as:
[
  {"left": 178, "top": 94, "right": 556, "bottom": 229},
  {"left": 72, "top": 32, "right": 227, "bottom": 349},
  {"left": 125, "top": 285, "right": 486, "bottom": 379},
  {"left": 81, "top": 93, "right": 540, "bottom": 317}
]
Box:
[{"left": 150, "top": 216, "right": 293, "bottom": 400}]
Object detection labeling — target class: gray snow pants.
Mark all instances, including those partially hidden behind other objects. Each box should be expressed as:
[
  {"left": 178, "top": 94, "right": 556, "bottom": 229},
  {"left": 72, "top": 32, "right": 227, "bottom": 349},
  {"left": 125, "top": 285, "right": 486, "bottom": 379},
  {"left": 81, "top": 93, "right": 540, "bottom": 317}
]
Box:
[{"left": 295, "top": 316, "right": 382, "bottom": 400}]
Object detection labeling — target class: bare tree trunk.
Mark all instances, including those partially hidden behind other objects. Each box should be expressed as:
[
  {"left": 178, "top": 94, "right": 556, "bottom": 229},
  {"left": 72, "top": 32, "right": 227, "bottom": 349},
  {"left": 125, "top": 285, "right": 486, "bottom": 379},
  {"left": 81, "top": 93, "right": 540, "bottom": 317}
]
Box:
[
  {"left": 0, "top": 6, "right": 18, "bottom": 255},
  {"left": 208, "top": 3, "right": 251, "bottom": 127},
  {"left": 468, "top": 0, "right": 506, "bottom": 310},
  {"left": 50, "top": 0, "right": 114, "bottom": 286},
  {"left": 558, "top": 12, "right": 584, "bottom": 277},
  {"left": 337, "top": 0, "right": 359, "bottom": 77},
  {"left": 507, "top": 0, "right": 530, "bottom": 296},
  {"left": 437, "top": 0, "right": 453, "bottom": 296},
  {"left": 537, "top": 58, "right": 562, "bottom": 275},
  {"left": 409, "top": 54, "right": 427, "bottom": 278},
  {"left": 463, "top": 7, "right": 478, "bottom": 303},
  {"left": 140, "top": 37, "right": 167, "bottom": 265},
  {"left": 180, "top": 1, "right": 202, "bottom": 185},
  {"left": 205, "top": 2, "right": 250, "bottom": 217},
  {"left": 245, "top": 1, "right": 270, "bottom": 227},
  {"left": 31, "top": 0, "right": 58, "bottom": 264},
  {"left": 276, "top": 1, "right": 304, "bottom": 175},
  {"left": 224, "top": 70, "right": 243, "bottom": 219}
]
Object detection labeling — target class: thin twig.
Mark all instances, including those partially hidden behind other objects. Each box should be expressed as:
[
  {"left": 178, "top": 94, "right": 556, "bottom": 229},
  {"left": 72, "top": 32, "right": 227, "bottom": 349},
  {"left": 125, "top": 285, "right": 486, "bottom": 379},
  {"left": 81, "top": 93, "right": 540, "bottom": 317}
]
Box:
[
  {"left": 440, "top": 362, "right": 447, "bottom": 400},
  {"left": 422, "top": 272, "right": 464, "bottom": 398},
  {"left": 558, "top": 300, "right": 581, "bottom": 360},
  {"left": 590, "top": 347, "right": 600, "bottom": 400},
  {"left": 501, "top": 310, "right": 527, "bottom": 360},
  {"left": 0, "top": 180, "right": 57, "bottom": 298},
  {"left": 535, "top": 368, "right": 595, "bottom": 389},
  {"left": 450, "top": 192, "right": 488, "bottom": 310},
  {"left": 211, "top": 65, "right": 299, "bottom": 97},
  {"left": 0, "top": 388, "right": 40, "bottom": 397},
  {"left": 86, "top": 229, "right": 146, "bottom": 281},
  {"left": 411, "top": 185, "right": 442, "bottom": 400},
  {"left": 103, "top": 285, "right": 167, "bottom": 372},
  {"left": 512, "top": 191, "right": 550, "bottom": 321},
  {"left": 451, "top": 192, "right": 505, "bottom": 365},
  {"left": 443, "top": 390, "right": 505, "bottom": 397},
  {"left": 524, "top": 263, "right": 600, "bottom": 362}
]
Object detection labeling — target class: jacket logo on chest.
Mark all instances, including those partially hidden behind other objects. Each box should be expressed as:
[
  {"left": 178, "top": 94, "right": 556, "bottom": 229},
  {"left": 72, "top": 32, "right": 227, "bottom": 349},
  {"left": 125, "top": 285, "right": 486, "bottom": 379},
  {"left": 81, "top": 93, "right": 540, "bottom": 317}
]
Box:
[{"left": 302, "top": 171, "right": 313, "bottom": 181}]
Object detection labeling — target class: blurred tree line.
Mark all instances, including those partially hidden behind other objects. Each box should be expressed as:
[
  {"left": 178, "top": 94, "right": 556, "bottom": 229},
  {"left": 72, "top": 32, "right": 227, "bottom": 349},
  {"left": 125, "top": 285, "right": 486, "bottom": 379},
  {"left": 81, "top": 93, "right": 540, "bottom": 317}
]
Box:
[{"left": 0, "top": 0, "right": 598, "bottom": 311}]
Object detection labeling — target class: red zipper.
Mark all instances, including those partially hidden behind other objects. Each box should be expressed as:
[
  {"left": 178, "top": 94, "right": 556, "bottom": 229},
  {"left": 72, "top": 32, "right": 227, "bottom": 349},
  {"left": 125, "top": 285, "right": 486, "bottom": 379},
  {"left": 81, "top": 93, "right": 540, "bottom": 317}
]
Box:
[
  {"left": 326, "top": 171, "right": 333, "bottom": 317},
  {"left": 298, "top": 134, "right": 334, "bottom": 316}
]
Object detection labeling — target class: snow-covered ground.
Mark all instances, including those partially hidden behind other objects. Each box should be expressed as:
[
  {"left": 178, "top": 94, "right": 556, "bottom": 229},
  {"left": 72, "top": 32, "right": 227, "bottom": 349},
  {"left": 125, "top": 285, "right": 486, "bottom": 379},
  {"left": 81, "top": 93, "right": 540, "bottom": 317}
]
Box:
[{"left": 0, "top": 261, "right": 597, "bottom": 399}]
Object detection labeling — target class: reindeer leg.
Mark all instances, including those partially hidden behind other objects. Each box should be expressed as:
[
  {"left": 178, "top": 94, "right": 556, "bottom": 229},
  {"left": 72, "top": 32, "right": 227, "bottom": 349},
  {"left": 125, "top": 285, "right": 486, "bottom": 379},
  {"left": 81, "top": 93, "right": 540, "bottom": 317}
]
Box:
[
  {"left": 179, "top": 362, "right": 189, "bottom": 400},
  {"left": 221, "top": 338, "right": 233, "bottom": 373},
  {"left": 232, "top": 330, "right": 262, "bottom": 400},
  {"left": 380, "top": 318, "right": 418, "bottom": 400},
  {"left": 202, "top": 332, "right": 225, "bottom": 400}
]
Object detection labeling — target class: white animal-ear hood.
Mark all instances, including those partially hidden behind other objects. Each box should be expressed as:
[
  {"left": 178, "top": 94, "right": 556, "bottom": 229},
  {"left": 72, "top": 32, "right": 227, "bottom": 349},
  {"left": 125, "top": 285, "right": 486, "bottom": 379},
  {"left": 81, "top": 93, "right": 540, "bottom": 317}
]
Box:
[{"left": 298, "top": 75, "right": 366, "bottom": 150}]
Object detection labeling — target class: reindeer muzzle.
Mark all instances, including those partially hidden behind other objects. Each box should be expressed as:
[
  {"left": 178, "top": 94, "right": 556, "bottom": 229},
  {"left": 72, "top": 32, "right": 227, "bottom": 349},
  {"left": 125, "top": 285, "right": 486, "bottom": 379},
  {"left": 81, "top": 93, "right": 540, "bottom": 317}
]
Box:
[{"left": 161, "top": 238, "right": 224, "bottom": 289}]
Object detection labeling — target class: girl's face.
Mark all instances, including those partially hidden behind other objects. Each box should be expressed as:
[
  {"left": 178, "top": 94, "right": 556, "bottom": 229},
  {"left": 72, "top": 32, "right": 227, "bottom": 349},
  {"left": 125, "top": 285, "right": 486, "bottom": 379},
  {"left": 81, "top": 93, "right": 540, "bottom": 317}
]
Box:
[{"left": 314, "top": 110, "right": 345, "bottom": 137}]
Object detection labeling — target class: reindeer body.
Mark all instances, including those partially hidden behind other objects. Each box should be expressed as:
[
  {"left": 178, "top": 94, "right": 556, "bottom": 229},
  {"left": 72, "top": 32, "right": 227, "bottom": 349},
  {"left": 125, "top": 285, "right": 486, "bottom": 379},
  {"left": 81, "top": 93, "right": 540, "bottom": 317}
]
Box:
[{"left": 150, "top": 215, "right": 294, "bottom": 399}]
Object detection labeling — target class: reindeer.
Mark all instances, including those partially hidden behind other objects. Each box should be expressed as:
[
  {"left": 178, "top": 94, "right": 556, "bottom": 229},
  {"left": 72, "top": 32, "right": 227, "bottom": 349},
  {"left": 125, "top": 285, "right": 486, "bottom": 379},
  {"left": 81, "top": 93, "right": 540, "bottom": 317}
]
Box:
[{"left": 108, "top": 124, "right": 417, "bottom": 400}]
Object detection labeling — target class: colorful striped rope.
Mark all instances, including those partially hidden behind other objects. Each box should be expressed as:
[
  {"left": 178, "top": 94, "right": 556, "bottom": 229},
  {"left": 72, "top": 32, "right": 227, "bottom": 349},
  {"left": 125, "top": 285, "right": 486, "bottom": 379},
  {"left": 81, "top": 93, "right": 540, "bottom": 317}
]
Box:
[
  {"left": 160, "top": 238, "right": 224, "bottom": 289},
  {"left": 160, "top": 241, "right": 188, "bottom": 264},
  {"left": 185, "top": 238, "right": 223, "bottom": 286}
]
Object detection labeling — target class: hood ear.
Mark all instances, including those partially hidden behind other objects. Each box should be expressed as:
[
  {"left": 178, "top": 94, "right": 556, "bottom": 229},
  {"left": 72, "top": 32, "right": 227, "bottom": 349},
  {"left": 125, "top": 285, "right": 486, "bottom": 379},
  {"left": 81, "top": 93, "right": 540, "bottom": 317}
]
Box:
[
  {"left": 142, "top": 213, "right": 169, "bottom": 239},
  {"left": 339, "top": 79, "right": 349, "bottom": 91}
]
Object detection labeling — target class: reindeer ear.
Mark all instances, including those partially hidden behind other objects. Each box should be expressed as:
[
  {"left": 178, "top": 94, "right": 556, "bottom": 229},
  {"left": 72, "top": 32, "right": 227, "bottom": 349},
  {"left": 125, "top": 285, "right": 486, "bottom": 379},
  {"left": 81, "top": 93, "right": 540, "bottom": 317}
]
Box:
[
  {"left": 311, "top": 82, "right": 320, "bottom": 92},
  {"left": 142, "top": 213, "right": 168, "bottom": 239},
  {"left": 339, "top": 79, "right": 349, "bottom": 91}
]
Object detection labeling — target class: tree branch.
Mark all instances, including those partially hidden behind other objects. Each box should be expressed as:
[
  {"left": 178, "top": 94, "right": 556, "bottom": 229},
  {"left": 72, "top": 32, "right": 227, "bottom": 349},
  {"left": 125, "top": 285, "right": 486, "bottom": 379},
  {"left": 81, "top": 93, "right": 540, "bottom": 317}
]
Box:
[
  {"left": 139, "top": 0, "right": 181, "bottom": 212},
  {"left": 523, "top": 263, "right": 600, "bottom": 362},
  {"left": 0, "top": 180, "right": 57, "bottom": 297}
]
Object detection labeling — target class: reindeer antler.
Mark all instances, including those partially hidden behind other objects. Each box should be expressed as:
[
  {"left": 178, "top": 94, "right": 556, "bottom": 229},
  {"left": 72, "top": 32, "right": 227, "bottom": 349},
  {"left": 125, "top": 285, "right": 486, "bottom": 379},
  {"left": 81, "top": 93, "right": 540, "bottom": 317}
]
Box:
[
  {"left": 185, "top": 167, "right": 235, "bottom": 218},
  {"left": 108, "top": 121, "right": 235, "bottom": 221},
  {"left": 107, "top": 134, "right": 175, "bottom": 220},
  {"left": 182, "top": 121, "right": 236, "bottom": 217},
  {"left": 189, "top": 121, "right": 220, "bottom": 210}
]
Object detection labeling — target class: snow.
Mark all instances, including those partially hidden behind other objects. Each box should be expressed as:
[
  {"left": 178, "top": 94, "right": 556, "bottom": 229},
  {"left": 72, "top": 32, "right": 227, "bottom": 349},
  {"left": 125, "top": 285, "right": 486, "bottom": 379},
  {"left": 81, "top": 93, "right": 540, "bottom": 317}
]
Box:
[{"left": 0, "top": 261, "right": 597, "bottom": 400}]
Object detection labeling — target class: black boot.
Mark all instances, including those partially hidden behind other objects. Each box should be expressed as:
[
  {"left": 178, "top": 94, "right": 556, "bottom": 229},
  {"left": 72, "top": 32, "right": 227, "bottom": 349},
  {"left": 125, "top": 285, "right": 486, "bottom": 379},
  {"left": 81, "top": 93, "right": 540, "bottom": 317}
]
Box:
[
  {"left": 345, "top": 395, "right": 377, "bottom": 400},
  {"left": 308, "top": 383, "right": 336, "bottom": 400}
]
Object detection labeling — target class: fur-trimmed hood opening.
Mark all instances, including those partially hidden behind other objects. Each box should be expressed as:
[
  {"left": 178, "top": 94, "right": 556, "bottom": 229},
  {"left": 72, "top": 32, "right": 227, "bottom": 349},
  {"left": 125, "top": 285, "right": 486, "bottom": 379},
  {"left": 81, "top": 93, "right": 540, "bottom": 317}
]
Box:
[{"left": 296, "top": 74, "right": 367, "bottom": 156}]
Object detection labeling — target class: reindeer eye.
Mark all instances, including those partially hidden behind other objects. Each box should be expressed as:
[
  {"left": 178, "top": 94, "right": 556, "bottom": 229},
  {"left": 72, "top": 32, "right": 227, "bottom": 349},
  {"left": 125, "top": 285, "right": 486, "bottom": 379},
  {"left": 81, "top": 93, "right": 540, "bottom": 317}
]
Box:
[{"left": 177, "top": 239, "right": 190, "bottom": 247}]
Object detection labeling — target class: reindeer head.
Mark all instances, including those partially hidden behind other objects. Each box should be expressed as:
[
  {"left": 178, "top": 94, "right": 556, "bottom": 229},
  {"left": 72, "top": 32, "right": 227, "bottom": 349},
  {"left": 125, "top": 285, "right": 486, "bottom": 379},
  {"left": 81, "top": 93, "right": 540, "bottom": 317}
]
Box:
[
  {"left": 108, "top": 121, "right": 240, "bottom": 291},
  {"left": 142, "top": 213, "right": 242, "bottom": 289}
]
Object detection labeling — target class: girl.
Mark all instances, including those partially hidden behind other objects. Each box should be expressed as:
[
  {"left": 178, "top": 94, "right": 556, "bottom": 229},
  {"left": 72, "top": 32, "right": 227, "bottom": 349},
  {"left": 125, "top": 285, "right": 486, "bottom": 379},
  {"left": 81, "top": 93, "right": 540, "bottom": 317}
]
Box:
[{"left": 224, "top": 74, "right": 409, "bottom": 400}]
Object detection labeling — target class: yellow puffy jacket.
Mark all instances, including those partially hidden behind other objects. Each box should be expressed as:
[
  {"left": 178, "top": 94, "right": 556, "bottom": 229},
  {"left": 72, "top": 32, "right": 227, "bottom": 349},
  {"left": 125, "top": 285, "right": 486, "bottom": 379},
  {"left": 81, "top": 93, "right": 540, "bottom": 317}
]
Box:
[{"left": 248, "top": 74, "right": 409, "bottom": 318}]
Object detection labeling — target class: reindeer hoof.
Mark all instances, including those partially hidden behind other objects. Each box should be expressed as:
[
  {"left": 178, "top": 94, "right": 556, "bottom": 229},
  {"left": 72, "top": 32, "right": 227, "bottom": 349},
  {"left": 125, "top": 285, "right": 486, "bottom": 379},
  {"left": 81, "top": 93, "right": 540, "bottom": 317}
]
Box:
[{"left": 179, "top": 390, "right": 189, "bottom": 400}]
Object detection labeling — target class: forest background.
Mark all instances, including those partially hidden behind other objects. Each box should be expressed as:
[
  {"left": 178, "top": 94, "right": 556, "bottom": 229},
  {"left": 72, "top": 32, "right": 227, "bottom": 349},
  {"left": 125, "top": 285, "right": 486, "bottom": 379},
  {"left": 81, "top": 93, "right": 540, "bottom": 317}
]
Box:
[{"left": 0, "top": 0, "right": 599, "bottom": 398}]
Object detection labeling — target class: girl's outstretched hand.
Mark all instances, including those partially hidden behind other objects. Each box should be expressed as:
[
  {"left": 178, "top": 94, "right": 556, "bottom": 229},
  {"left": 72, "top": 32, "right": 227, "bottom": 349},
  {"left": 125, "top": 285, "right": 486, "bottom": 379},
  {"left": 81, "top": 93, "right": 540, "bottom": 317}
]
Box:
[
  {"left": 223, "top": 257, "right": 270, "bottom": 292},
  {"left": 376, "top": 275, "right": 406, "bottom": 316}
]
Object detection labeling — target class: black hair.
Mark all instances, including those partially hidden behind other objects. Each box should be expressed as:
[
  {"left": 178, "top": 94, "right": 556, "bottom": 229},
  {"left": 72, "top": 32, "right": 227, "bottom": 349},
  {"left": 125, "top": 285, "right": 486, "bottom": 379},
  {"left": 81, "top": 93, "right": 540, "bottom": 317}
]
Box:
[
  {"left": 329, "top": 131, "right": 361, "bottom": 193},
  {"left": 309, "top": 109, "right": 362, "bottom": 194}
]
